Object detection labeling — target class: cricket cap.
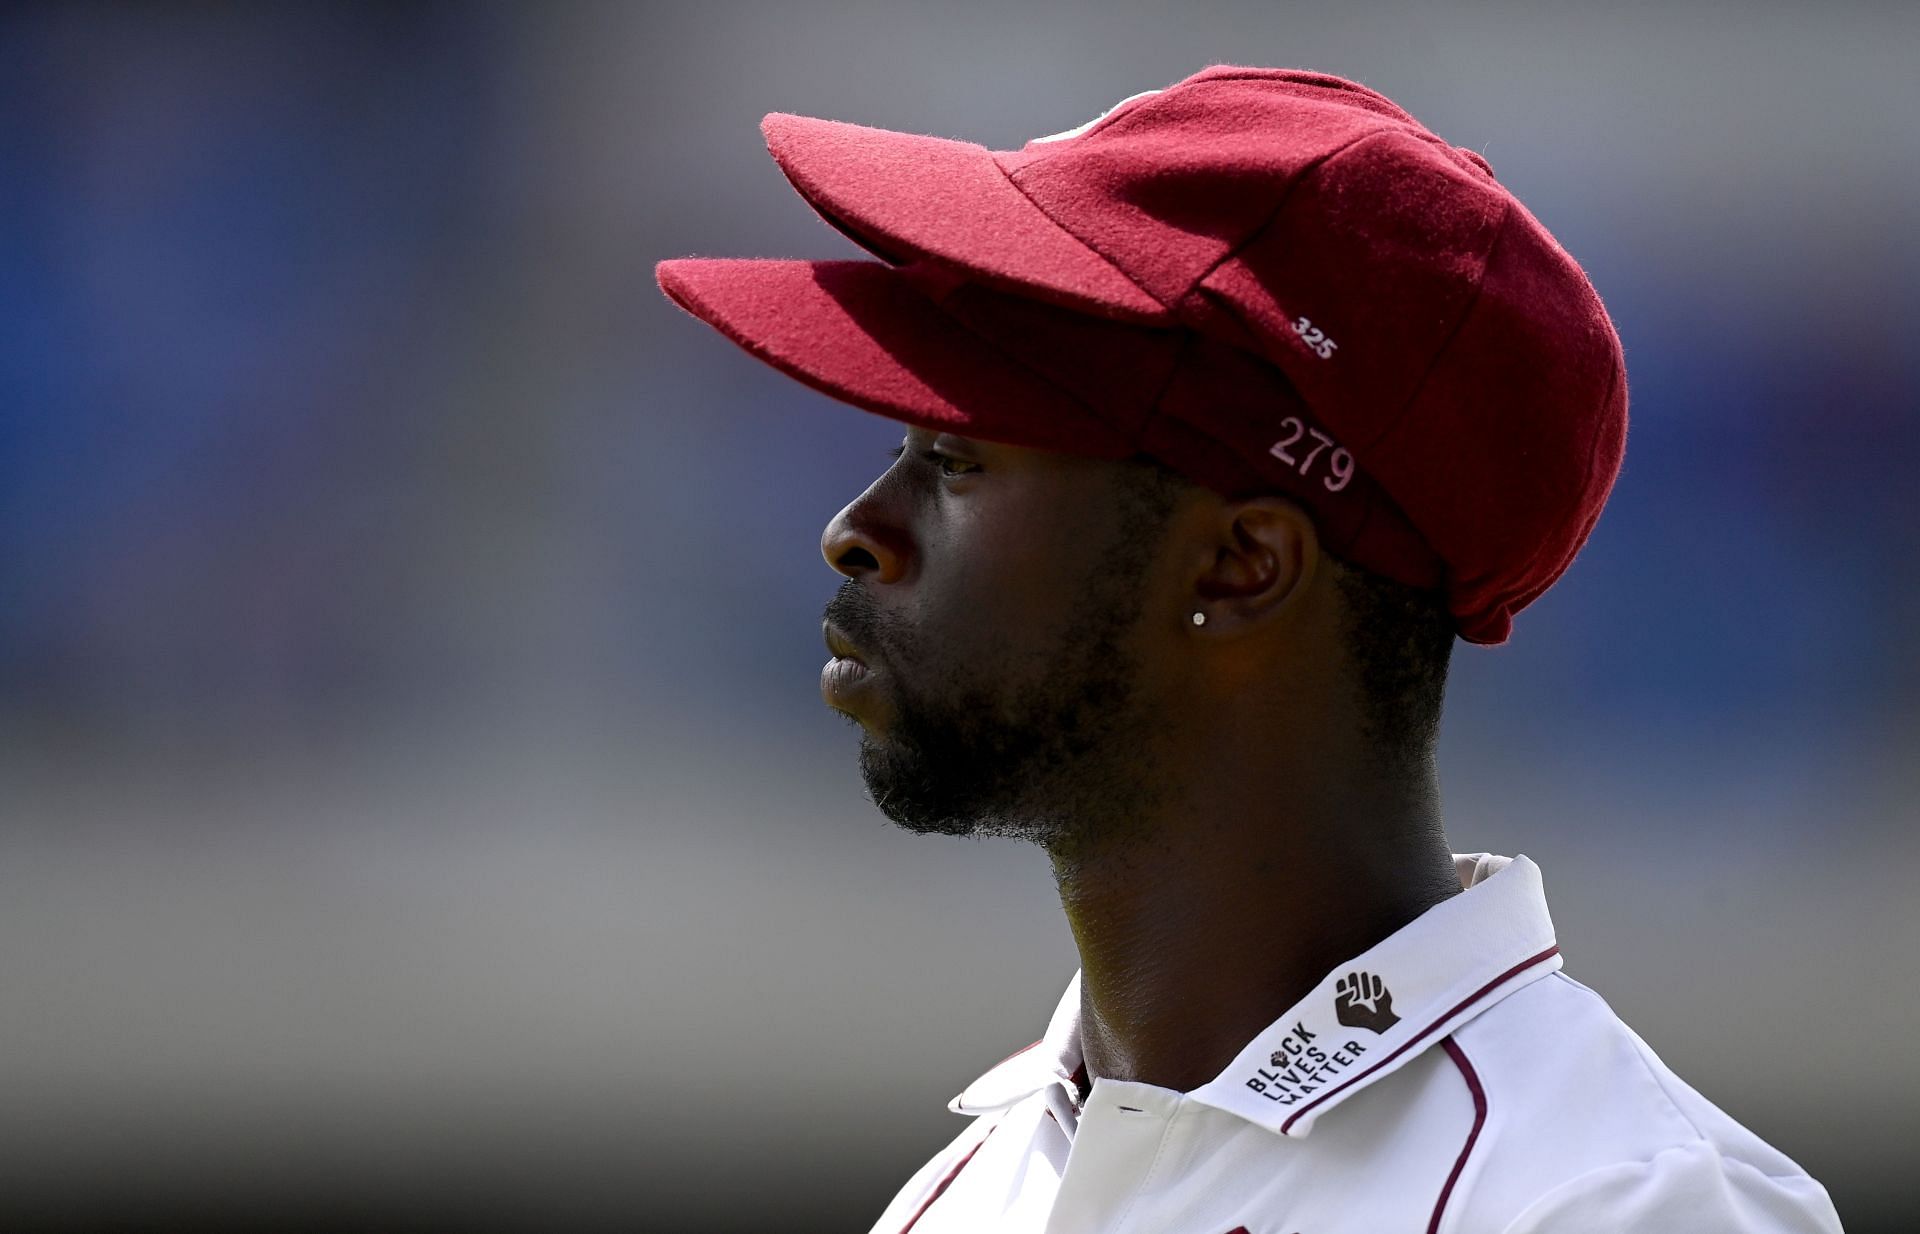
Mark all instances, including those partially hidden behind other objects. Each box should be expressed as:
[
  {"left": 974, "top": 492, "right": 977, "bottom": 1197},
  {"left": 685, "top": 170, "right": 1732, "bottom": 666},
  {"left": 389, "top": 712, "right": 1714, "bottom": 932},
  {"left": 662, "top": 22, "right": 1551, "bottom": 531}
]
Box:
[{"left": 654, "top": 63, "right": 1628, "bottom": 643}]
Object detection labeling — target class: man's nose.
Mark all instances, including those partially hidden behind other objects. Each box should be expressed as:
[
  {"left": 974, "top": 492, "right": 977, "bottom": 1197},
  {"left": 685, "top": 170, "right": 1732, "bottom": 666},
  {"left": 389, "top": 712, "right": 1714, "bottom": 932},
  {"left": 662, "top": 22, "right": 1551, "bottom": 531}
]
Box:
[{"left": 821, "top": 500, "right": 910, "bottom": 584}]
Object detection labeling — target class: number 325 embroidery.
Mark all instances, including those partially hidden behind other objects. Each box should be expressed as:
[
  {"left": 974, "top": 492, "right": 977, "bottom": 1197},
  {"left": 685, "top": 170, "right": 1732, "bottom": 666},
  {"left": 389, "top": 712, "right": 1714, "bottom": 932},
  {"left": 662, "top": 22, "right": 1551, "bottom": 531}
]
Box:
[{"left": 1292, "top": 315, "right": 1338, "bottom": 359}]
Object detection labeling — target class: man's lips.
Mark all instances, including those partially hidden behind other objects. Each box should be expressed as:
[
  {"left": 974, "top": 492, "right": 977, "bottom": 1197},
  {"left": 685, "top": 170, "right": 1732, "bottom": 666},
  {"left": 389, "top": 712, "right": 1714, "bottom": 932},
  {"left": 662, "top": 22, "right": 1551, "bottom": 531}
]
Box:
[
  {"left": 821, "top": 618, "right": 884, "bottom": 713},
  {"left": 821, "top": 654, "right": 875, "bottom": 707},
  {"left": 823, "top": 618, "right": 867, "bottom": 665}
]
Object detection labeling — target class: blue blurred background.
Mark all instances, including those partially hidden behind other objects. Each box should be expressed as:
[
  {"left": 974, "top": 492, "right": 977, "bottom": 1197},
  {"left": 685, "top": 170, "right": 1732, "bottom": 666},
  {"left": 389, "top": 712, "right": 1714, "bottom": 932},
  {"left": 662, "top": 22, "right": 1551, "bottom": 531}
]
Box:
[{"left": 2, "top": 3, "right": 1915, "bottom": 1230}]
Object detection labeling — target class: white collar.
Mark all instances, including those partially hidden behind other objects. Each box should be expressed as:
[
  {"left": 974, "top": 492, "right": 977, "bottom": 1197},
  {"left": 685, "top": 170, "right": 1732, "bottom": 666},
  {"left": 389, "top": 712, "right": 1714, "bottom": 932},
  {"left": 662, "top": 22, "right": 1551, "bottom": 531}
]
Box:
[{"left": 950, "top": 852, "right": 1562, "bottom": 1138}]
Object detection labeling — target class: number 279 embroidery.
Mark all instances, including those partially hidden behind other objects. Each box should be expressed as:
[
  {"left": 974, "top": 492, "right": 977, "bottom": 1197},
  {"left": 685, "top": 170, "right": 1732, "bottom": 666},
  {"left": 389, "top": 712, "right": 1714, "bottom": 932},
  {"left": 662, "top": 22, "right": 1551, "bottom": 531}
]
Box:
[{"left": 1270, "top": 418, "right": 1354, "bottom": 492}]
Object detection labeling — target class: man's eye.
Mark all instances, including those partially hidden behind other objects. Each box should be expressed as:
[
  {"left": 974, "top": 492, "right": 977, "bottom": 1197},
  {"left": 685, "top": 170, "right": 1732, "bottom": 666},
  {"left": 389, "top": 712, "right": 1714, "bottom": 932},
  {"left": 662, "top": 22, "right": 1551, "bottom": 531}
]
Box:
[{"left": 885, "top": 444, "right": 979, "bottom": 477}]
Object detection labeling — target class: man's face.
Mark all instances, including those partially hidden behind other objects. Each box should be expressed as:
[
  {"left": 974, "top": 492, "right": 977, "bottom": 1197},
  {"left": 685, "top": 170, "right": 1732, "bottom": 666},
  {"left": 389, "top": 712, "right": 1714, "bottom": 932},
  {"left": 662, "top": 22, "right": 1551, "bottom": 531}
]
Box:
[{"left": 819, "top": 428, "right": 1180, "bottom": 848}]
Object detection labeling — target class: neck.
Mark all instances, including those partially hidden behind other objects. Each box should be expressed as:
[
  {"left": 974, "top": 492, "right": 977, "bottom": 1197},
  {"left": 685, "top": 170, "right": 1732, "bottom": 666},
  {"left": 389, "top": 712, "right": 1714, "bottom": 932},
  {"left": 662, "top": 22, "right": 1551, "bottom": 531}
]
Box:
[{"left": 1051, "top": 758, "right": 1459, "bottom": 1094}]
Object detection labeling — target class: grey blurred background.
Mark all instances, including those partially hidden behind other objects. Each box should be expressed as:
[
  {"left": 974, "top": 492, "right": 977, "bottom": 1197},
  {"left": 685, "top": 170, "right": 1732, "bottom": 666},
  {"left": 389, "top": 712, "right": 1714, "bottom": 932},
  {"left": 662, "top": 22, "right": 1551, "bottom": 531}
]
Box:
[{"left": 2, "top": 2, "right": 1916, "bottom": 1231}]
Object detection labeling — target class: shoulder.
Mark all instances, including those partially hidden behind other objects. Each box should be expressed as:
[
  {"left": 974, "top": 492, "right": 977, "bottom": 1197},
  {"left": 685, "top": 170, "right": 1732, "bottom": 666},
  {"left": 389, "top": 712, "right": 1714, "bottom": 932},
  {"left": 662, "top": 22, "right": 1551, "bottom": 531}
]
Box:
[
  {"left": 1439, "top": 971, "right": 1842, "bottom": 1233},
  {"left": 1493, "top": 1141, "right": 1844, "bottom": 1234}
]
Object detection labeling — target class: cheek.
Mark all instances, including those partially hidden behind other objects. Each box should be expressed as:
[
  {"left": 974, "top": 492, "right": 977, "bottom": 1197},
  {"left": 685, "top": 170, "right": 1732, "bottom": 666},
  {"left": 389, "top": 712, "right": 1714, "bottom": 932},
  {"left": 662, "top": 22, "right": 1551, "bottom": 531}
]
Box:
[
  {"left": 918, "top": 495, "right": 1110, "bottom": 653},
  {"left": 917, "top": 547, "right": 1035, "bottom": 661}
]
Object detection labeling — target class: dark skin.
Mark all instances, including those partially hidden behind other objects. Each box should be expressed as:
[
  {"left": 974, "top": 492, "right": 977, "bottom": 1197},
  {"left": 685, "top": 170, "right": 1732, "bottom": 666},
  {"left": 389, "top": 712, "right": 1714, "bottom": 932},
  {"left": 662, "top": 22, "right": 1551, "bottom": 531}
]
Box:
[{"left": 819, "top": 425, "right": 1462, "bottom": 1094}]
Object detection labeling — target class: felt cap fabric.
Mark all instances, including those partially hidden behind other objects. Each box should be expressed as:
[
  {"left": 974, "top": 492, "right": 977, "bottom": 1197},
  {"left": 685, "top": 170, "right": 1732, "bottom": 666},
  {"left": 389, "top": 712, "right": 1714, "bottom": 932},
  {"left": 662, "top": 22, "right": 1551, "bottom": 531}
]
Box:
[{"left": 654, "top": 63, "right": 1628, "bottom": 644}]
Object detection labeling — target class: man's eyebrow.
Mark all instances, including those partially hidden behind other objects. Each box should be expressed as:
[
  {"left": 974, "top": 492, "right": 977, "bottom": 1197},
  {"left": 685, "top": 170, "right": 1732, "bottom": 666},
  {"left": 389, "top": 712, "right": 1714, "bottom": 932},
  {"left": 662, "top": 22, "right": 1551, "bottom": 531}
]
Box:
[{"left": 901, "top": 427, "right": 987, "bottom": 453}]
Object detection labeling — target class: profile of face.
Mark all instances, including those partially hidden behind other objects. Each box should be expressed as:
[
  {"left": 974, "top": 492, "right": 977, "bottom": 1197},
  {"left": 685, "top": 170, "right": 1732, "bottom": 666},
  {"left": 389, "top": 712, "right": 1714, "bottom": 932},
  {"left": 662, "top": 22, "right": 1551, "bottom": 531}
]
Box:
[{"left": 819, "top": 428, "right": 1184, "bottom": 851}]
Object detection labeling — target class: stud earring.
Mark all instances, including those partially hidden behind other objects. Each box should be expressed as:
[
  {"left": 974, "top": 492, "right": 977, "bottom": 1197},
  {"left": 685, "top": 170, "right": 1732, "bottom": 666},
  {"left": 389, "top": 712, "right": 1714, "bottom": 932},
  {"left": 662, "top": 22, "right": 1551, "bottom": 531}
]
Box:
[{"left": 1191, "top": 611, "right": 1206, "bottom": 626}]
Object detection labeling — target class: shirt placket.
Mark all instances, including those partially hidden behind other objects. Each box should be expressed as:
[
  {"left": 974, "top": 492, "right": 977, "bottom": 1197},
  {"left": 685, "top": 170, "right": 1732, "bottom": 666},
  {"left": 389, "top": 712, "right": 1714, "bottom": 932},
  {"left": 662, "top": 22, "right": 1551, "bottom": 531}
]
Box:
[{"left": 1043, "top": 1083, "right": 1181, "bottom": 1234}]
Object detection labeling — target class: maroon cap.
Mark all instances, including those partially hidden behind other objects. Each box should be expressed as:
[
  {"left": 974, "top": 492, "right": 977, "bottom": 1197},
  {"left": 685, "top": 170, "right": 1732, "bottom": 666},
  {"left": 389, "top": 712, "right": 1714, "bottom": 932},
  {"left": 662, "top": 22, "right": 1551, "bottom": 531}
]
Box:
[{"left": 655, "top": 63, "right": 1628, "bottom": 644}]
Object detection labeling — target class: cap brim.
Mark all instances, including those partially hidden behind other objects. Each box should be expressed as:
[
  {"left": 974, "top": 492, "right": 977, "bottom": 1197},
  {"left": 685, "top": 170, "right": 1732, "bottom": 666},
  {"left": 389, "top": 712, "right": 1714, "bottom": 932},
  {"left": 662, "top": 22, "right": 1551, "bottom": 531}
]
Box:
[
  {"left": 653, "top": 257, "right": 1140, "bottom": 458},
  {"left": 761, "top": 113, "right": 1173, "bottom": 326}
]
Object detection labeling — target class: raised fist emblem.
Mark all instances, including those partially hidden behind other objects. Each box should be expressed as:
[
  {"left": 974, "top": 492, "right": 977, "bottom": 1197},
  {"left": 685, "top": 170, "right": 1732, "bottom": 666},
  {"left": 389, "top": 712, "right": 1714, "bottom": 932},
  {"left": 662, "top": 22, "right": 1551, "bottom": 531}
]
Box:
[{"left": 1334, "top": 970, "right": 1400, "bottom": 1034}]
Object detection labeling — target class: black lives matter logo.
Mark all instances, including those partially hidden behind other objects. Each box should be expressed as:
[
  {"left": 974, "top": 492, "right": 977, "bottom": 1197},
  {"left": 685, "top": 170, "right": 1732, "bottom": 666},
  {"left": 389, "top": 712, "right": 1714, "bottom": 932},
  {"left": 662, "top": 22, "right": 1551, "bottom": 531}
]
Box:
[
  {"left": 1334, "top": 970, "right": 1400, "bottom": 1034},
  {"left": 1241, "top": 972, "right": 1402, "bottom": 1106},
  {"left": 1244, "top": 1020, "right": 1372, "bottom": 1106}
]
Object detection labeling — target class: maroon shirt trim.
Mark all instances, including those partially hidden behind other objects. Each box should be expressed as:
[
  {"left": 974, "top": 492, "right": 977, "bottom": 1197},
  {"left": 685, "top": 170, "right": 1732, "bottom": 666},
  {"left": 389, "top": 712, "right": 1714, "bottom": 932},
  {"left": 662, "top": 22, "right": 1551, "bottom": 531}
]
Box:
[
  {"left": 1428, "top": 1036, "right": 1488, "bottom": 1234},
  {"left": 898, "top": 1125, "right": 995, "bottom": 1234}
]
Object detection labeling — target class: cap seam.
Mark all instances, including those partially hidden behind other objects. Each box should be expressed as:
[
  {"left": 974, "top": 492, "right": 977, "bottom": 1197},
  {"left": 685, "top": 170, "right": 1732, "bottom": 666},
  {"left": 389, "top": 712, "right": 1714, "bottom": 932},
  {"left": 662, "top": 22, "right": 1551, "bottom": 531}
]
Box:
[
  {"left": 1359, "top": 192, "right": 1516, "bottom": 457},
  {"left": 1112, "top": 73, "right": 1472, "bottom": 177},
  {"left": 1185, "top": 125, "right": 1406, "bottom": 299},
  {"left": 1061, "top": 76, "right": 1446, "bottom": 198},
  {"left": 994, "top": 158, "right": 1170, "bottom": 318},
  {"left": 1112, "top": 71, "right": 1422, "bottom": 136}
]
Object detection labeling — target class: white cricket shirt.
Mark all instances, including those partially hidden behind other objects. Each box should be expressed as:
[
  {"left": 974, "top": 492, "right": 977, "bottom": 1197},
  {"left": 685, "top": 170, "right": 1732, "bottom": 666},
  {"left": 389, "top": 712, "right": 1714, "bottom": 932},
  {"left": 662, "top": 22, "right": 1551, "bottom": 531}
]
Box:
[{"left": 868, "top": 853, "right": 1842, "bottom": 1234}]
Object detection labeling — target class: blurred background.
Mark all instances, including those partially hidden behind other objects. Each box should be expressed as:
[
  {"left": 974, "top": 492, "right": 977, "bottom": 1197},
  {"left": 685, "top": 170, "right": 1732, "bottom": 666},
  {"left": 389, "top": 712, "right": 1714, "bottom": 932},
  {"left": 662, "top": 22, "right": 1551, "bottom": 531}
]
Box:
[{"left": 2, "top": 2, "right": 1915, "bottom": 1230}]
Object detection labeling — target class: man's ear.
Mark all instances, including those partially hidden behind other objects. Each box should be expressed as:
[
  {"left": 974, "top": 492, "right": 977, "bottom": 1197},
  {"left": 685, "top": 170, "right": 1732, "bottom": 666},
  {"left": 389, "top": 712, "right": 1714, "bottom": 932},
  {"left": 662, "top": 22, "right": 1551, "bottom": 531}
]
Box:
[{"left": 1187, "top": 494, "right": 1321, "bottom": 632}]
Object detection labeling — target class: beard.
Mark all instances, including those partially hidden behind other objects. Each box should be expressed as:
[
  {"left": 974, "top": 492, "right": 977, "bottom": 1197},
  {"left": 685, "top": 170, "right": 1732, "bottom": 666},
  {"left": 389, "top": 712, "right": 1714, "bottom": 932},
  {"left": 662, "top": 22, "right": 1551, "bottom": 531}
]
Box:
[{"left": 847, "top": 512, "right": 1172, "bottom": 854}]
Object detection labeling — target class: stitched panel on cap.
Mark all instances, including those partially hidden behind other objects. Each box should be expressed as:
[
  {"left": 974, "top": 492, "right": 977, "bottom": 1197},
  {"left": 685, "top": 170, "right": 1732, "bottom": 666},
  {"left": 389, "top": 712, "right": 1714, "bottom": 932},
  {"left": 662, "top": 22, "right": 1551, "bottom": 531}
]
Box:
[{"left": 1005, "top": 77, "right": 1394, "bottom": 313}]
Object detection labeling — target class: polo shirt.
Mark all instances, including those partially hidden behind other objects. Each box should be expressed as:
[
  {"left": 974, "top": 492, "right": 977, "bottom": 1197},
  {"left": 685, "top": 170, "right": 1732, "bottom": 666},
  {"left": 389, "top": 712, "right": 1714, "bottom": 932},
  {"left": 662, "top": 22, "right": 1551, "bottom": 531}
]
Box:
[{"left": 866, "top": 852, "right": 1842, "bottom": 1234}]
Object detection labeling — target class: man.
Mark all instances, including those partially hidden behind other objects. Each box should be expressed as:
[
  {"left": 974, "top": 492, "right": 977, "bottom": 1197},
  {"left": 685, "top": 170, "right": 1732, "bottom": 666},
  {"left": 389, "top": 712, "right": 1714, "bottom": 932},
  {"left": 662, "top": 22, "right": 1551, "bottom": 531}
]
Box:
[{"left": 655, "top": 64, "right": 1842, "bottom": 1234}]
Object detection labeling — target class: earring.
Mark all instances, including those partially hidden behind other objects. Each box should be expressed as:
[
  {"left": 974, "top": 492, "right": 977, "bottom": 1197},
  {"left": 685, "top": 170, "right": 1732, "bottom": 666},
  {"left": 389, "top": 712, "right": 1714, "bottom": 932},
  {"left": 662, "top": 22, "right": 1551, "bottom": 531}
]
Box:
[{"left": 1191, "top": 611, "right": 1206, "bottom": 626}]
